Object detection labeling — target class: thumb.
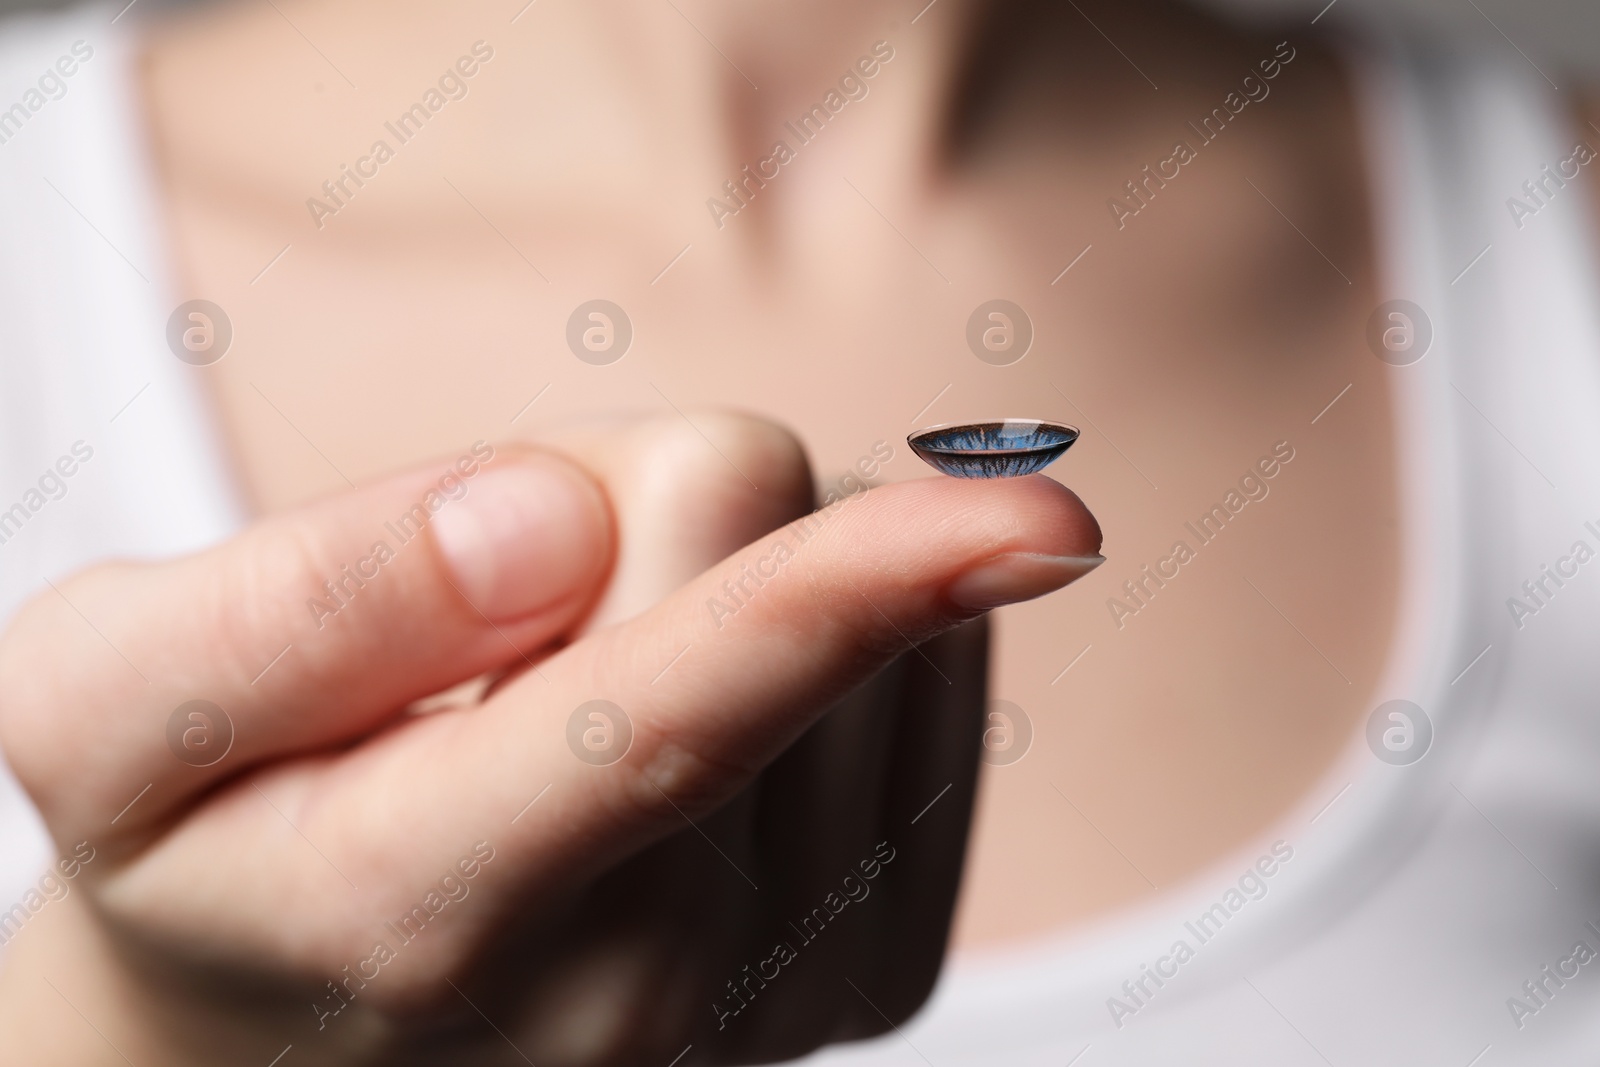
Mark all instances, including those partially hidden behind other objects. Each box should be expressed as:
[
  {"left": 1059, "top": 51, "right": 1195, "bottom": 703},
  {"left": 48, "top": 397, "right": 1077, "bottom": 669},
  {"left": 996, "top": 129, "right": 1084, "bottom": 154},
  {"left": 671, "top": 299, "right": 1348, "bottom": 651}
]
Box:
[{"left": 0, "top": 444, "right": 614, "bottom": 840}]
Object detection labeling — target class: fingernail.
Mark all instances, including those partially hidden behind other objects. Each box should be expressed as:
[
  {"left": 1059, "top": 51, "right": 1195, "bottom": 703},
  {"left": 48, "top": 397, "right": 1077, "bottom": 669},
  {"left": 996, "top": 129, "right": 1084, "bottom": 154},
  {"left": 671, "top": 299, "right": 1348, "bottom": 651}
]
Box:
[
  {"left": 431, "top": 459, "right": 610, "bottom": 619},
  {"left": 946, "top": 553, "right": 1104, "bottom": 611}
]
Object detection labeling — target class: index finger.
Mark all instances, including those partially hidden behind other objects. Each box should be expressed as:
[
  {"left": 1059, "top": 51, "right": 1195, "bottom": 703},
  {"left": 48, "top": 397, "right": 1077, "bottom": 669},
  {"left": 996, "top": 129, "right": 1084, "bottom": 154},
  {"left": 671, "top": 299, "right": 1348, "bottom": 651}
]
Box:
[{"left": 320, "top": 474, "right": 1101, "bottom": 936}]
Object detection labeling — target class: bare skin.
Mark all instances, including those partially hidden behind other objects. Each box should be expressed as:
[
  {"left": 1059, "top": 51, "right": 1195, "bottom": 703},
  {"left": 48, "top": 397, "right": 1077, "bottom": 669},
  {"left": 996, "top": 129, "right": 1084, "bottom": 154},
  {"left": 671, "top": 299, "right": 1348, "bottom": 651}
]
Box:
[
  {"left": 141, "top": 0, "right": 1398, "bottom": 941},
  {"left": 0, "top": 0, "right": 1419, "bottom": 1063},
  {"left": 0, "top": 419, "right": 1103, "bottom": 1065}
]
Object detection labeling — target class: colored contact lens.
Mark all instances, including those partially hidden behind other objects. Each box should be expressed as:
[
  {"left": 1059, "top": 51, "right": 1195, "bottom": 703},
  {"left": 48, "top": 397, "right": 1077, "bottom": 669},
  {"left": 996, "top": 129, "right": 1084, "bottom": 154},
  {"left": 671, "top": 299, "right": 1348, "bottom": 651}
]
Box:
[{"left": 907, "top": 420, "right": 1079, "bottom": 478}]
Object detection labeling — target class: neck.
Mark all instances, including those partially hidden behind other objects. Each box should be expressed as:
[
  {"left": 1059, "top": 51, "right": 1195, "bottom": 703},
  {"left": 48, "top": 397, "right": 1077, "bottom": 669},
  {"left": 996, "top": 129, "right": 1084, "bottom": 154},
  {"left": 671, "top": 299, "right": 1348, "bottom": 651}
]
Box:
[
  {"left": 142, "top": 0, "right": 1304, "bottom": 265},
  {"left": 141, "top": 0, "right": 974, "bottom": 238}
]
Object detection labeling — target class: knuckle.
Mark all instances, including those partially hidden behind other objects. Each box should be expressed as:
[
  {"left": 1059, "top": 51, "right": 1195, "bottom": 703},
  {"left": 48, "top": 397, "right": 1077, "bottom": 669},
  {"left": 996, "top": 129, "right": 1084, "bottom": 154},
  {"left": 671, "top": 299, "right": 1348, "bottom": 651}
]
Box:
[
  {"left": 568, "top": 633, "right": 759, "bottom": 830},
  {"left": 628, "top": 411, "right": 813, "bottom": 529},
  {"left": 186, "top": 526, "right": 315, "bottom": 691},
  {"left": 619, "top": 720, "right": 755, "bottom": 824},
  {"left": 590, "top": 414, "right": 815, "bottom": 618},
  {"left": 207, "top": 519, "right": 367, "bottom": 691},
  {"left": 220, "top": 523, "right": 320, "bottom": 637}
]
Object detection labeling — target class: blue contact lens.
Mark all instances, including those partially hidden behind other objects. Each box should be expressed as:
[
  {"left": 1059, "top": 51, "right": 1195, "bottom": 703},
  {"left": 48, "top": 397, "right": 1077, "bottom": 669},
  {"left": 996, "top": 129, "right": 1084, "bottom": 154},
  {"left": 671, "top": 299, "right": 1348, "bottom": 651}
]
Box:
[{"left": 908, "top": 420, "right": 1079, "bottom": 478}]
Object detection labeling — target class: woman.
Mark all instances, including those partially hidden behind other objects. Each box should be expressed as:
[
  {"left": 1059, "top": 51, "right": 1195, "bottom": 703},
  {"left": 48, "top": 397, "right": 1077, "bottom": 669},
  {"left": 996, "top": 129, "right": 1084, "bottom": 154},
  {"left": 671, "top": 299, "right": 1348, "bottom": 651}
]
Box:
[{"left": 0, "top": 0, "right": 1596, "bottom": 1062}]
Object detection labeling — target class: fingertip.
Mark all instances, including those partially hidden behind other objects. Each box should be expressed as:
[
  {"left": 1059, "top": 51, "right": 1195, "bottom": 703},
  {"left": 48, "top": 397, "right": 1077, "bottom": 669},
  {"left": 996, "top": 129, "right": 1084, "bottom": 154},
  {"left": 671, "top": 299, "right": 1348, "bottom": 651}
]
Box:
[
  {"left": 1030, "top": 474, "right": 1104, "bottom": 558},
  {"left": 945, "top": 552, "right": 1105, "bottom": 611},
  {"left": 830, "top": 472, "right": 1102, "bottom": 564}
]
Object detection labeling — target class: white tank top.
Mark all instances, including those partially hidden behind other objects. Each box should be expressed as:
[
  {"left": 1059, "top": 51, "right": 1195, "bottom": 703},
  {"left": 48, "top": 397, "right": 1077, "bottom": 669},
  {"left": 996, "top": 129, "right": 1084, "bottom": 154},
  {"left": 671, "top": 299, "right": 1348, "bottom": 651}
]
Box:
[{"left": 3, "top": 8, "right": 1600, "bottom": 1063}]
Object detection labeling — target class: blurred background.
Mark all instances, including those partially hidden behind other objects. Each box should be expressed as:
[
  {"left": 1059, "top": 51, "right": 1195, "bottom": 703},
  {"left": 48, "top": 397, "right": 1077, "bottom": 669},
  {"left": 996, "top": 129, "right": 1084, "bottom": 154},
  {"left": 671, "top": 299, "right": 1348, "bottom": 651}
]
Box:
[{"left": 1, "top": 0, "right": 1595, "bottom": 80}]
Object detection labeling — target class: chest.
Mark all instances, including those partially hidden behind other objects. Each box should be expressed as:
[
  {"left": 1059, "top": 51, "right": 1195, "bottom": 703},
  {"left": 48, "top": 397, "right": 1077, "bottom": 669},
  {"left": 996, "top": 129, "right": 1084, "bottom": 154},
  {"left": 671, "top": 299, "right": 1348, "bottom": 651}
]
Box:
[{"left": 169, "top": 92, "right": 1403, "bottom": 941}]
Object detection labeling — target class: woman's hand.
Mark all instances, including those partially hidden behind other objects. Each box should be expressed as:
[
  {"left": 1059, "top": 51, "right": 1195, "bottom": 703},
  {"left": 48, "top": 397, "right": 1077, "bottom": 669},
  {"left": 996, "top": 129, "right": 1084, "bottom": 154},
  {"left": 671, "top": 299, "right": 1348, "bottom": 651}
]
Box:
[{"left": 0, "top": 413, "right": 1101, "bottom": 1066}]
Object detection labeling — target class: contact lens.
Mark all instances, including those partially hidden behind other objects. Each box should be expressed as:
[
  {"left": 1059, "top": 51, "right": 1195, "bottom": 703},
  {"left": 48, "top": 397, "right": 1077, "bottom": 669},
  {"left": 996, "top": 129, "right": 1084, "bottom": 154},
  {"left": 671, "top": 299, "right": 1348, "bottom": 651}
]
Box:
[{"left": 907, "top": 420, "right": 1079, "bottom": 478}]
